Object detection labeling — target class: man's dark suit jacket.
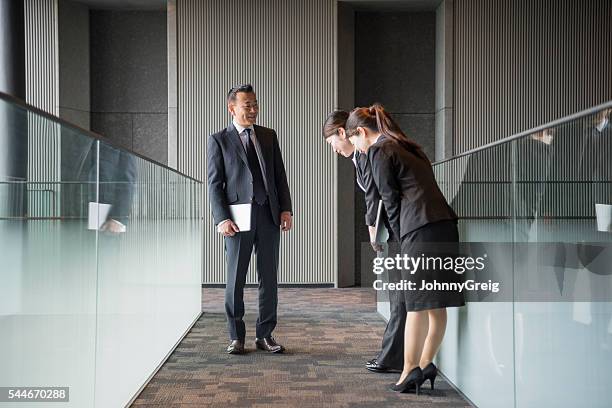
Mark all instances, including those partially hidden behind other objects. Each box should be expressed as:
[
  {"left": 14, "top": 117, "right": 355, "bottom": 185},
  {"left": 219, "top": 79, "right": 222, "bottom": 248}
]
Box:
[
  {"left": 78, "top": 141, "right": 137, "bottom": 223},
  {"left": 368, "top": 136, "right": 457, "bottom": 241},
  {"left": 207, "top": 123, "right": 292, "bottom": 226},
  {"left": 578, "top": 123, "right": 612, "bottom": 205}
]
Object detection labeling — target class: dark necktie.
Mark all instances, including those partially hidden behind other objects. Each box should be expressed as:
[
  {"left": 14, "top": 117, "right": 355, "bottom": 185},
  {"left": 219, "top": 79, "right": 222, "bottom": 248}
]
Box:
[{"left": 244, "top": 128, "right": 267, "bottom": 205}]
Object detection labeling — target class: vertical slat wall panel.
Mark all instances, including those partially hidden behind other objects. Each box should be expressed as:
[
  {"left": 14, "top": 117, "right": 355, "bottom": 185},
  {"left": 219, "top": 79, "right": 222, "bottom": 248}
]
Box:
[
  {"left": 24, "top": 0, "right": 61, "bottom": 218},
  {"left": 177, "top": 0, "right": 337, "bottom": 284},
  {"left": 454, "top": 0, "right": 612, "bottom": 153}
]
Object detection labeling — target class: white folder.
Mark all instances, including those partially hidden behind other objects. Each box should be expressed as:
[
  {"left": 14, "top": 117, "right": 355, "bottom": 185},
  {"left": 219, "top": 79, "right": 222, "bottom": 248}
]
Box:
[
  {"left": 374, "top": 200, "right": 389, "bottom": 243},
  {"left": 229, "top": 203, "right": 252, "bottom": 232},
  {"left": 88, "top": 202, "right": 112, "bottom": 230}
]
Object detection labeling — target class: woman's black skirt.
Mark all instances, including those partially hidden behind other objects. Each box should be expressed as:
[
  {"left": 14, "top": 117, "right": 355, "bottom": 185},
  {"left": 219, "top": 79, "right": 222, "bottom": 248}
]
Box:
[{"left": 399, "top": 219, "right": 466, "bottom": 312}]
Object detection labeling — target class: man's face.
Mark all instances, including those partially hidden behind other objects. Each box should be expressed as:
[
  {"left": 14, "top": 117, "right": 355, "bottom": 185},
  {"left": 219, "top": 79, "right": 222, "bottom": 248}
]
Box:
[
  {"left": 229, "top": 92, "right": 259, "bottom": 126},
  {"left": 326, "top": 128, "right": 354, "bottom": 157},
  {"left": 594, "top": 108, "right": 611, "bottom": 125},
  {"left": 542, "top": 129, "right": 555, "bottom": 144}
]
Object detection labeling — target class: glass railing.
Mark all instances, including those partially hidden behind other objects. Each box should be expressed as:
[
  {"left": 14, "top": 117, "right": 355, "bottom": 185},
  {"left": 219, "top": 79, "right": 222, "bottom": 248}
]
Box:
[
  {"left": 431, "top": 103, "right": 612, "bottom": 407},
  {"left": 0, "top": 93, "right": 202, "bottom": 407}
]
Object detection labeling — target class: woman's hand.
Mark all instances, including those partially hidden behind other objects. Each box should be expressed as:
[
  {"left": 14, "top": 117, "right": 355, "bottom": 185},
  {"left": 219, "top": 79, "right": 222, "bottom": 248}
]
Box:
[{"left": 368, "top": 225, "right": 383, "bottom": 252}]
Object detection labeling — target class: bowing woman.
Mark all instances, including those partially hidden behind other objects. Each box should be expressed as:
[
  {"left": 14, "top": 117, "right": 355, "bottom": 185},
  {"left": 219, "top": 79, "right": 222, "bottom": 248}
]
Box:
[
  {"left": 345, "top": 104, "right": 465, "bottom": 394},
  {"left": 322, "top": 110, "right": 406, "bottom": 374}
]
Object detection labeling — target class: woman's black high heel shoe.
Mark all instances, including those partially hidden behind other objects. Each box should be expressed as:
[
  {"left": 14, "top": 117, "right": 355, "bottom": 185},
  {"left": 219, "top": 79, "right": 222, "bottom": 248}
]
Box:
[
  {"left": 389, "top": 367, "right": 424, "bottom": 394},
  {"left": 421, "top": 362, "right": 438, "bottom": 390}
]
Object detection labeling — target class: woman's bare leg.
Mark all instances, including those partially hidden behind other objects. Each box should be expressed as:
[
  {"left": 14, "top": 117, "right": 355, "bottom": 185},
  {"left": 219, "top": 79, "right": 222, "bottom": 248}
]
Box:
[
  {"left": 397, "top": 310, "right": 429, "bottom": 384},
  {"left": 419, "top": 308, "right": 447, "bottom": 367}
]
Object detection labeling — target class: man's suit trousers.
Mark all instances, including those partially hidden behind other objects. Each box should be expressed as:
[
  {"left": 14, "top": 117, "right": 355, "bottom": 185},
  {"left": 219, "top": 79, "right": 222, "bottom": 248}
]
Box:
[{"left": 224, "top": 202, "right": 280, "bottom": 340}]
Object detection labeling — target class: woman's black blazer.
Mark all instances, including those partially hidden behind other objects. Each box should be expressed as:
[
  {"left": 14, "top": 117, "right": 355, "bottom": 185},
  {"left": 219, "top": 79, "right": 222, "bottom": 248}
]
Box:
[{"left": 367, "top": 135, "right": 457, "bottom": 241}]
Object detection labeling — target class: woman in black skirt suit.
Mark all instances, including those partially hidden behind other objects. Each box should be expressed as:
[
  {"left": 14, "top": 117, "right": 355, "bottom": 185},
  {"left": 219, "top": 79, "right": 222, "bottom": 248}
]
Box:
[{"left": 345, "top": 104, "right": 465, "bottom": 394}]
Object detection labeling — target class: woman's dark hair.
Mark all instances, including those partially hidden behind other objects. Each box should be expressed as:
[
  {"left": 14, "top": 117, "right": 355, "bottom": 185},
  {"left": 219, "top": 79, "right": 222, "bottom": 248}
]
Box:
[
  {"left": 227, "top": 84, "right": 254, "bottom": 102},
  {"left": 346, "top": 103, "right": 427, "bottom": 161},
  {"left": 322, "top": 110, "right": 349, "bottom": 139}
]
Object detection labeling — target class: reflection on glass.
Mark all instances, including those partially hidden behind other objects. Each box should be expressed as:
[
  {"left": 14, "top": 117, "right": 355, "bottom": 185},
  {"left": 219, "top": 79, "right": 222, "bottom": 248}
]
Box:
[
  {"left": 0, "top": 95, "right": 202, "bottom": 408},
  {"left": 431, "top": 106, "right": 612, "bottom": 408}
]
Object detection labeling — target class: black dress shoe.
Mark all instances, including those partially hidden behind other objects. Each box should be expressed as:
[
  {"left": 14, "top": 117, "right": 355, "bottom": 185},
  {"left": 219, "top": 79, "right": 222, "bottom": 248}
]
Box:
[
  {"left": 420, "top": 362, "right": 438, "bottom": 390},
  {"left": 389, "top": 367, "right": 424, "bottom": 394},
  {"left": 366, "top": 358, "right": 402, "bottom": 373},
  {"left": 255, "top": 337, "right": 285, "bottom": 353},
  {"left": 226, "top": 339, "right": 245, "bottom": 354}
]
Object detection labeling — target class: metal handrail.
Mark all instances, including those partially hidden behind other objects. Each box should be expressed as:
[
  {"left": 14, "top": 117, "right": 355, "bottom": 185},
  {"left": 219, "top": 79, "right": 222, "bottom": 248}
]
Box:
[
  {"left": 0, "top": 91, "right": 202, "bottom": 184},
  {"left": 433, "top": 100, "right": 612, "bottom": 166}
]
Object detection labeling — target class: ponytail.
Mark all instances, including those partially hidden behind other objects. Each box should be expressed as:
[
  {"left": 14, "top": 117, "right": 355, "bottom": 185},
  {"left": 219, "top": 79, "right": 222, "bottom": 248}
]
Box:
[
  {"left": 345, "top": 103, "right": 428, "bottom": 162},
  {"left": 371, "top": 104, "right": 429, "bottom": 162}
]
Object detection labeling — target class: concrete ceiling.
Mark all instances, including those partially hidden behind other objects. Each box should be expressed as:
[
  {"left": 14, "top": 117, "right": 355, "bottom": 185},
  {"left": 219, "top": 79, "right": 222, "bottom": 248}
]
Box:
[
  {"left": 72, "top": 0, "right": 441, "bottom": 12},
  {"left": 341, "top": 0, "right": 442, "bottom": 11},
  {"left": 72, "top": 0, "right": 167, "bottom": 10}
]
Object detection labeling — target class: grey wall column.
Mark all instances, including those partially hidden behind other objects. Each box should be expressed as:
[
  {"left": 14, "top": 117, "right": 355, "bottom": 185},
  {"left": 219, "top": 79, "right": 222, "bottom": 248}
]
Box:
[
  {"left": 177, "top": 0, "right": 337, "bottom": 285},
  {"left": 336, "top": 1, "right": 355, "bottom": 287},
  {"left": 25, "top": 0, "right": 58, "bottom": 115},
  {"left": 0, "top": 0, "right": 27, "bottom": 216},
  {"left": 24, "top": 0, "right": 61, "bottom": 218},
  {"left": 167, "top": 0, "right": 177, "bottom": 169},
  {"left": 435, "top": 0, "right": 453, "bottom": 161},
  {"left": 453, "top": 0, "right": 612, "bottom": 153}
]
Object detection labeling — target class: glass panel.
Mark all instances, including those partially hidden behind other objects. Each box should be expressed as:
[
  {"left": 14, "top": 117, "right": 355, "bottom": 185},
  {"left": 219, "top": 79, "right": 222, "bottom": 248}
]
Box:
[
  {"left": 94, "top": 141, "right": 202, "bottom": 407},
  {"left": 513, "top": 108, "right": 612, "bottom": 407},
  {"left": 432, "top": 105, "right": 612, "bottom": 408},
  {"left": 0, "top": 94, "right": 202, "bottom": 407},
  {"left": 0, "top": 97, "right": 98, "bottom": 407},
  {"left": 434, "top": 144, "right": 516, "bottom": 408}
]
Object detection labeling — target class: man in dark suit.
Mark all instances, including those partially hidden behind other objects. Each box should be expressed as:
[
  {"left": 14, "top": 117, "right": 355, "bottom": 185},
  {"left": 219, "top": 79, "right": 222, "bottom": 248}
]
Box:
[
  {"left": 578, "top": 108, "right": 611, "bottom": 204},
  {"left": 79, "top": 140, "right": 137, "bottom": 233},
  {"left": 207, "top": 84, "right": 293, "bottom": 354}
]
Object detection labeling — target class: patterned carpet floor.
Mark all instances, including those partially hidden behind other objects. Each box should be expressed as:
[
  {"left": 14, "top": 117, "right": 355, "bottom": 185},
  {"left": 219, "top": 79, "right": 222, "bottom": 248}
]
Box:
[{"left": 131, "top": 288, "right": 472, "bottom": 407}]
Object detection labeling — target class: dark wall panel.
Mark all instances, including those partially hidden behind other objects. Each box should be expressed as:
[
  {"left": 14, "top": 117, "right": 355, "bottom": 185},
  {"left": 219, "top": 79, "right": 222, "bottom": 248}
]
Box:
[
  {"left": 454, "top": 0, "right": 612, "bottom": 153},
  {"left": 355, "top": 11, "right": 436, "bottom": 158},
  {"left": 354, "top": 11, "right": 436, "bottom": 286},
  {"left": 90, "top": 10, "right": 168, "bottom": 164}
]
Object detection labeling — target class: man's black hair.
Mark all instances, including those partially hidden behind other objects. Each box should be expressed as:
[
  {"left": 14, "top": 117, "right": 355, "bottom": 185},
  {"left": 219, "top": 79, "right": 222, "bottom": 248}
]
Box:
[{"left": 227, "top": 84, "right": 254, "bottom": 102}]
